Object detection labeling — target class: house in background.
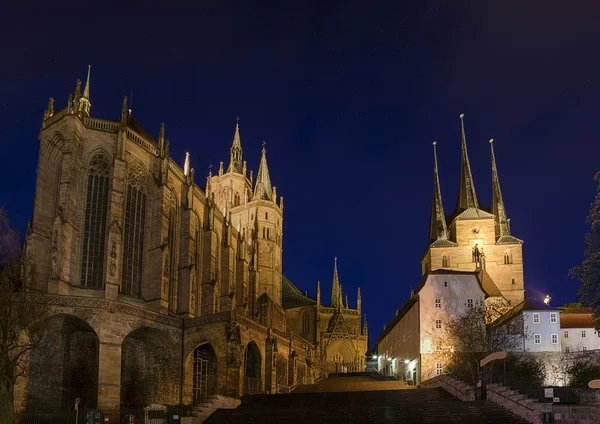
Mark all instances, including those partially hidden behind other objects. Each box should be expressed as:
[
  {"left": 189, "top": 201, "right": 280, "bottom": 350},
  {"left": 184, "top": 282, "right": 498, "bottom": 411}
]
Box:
[
  {"left": 493, "top": 298, "right": 562, "bottom": 352},
  {"left": 559, "top": 308, "right": 600, "bottom": 353},
  {"left": 375, "top": 270, "right": 489, "bottom": 384}
]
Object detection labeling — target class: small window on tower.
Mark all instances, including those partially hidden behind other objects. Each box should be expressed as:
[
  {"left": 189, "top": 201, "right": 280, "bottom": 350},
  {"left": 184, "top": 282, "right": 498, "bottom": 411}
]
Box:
[
  {"left": 442, "top": 255, "right": 449, "bottom": 267},
  {"left": 435, "top": 299, "right": 441, "bottom": 308},
  {"left": 435, "top": 320, "right": 442, "bottom": 329},
  {"left": 265, "top": 212, "right": 268, "bottom": 220},
  {"left": 504, "top": 252, "right": 511, "bottom": 264},
  {"left": 511, "top": 278, "right": 515, "bottom": 285},
  {"left": 262, "top": 228, "right": 266, "bottom": 239},
  {"left": 444, "top": 281, "right": 448, "bottom": 287}
]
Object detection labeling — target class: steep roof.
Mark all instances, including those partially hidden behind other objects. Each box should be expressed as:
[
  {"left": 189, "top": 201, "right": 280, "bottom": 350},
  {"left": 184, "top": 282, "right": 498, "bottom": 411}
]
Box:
[
  {"left": 281, "top": 275, "right": 316, "bottom": 309},
  {"left": 559, "top": 308, "right": 596, "bottom": 329},
  {"left": 127, "top": 115, "right": 156, "bottom": 143}
]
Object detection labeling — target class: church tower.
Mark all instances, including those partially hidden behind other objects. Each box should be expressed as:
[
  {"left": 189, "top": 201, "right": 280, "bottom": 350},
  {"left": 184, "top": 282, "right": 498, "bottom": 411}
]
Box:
[
  {"left": 208, "top": 124, "right": 284, "bottom": 319},
  {"left": 420, "top": 114, "right": 525, "bottom": 306}
]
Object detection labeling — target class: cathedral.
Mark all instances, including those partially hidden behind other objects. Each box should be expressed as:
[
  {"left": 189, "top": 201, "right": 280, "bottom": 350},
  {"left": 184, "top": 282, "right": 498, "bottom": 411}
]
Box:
[{"left": 16, "top": 68, "right": 368, "bottom": 413}]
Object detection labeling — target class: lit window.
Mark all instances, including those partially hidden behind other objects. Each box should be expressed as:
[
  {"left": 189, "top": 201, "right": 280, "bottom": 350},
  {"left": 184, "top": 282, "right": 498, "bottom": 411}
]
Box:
[
  {"left": 550, "top": 313, "right": 557, "bottom": 323},
  {"left": 582, "top": 330, "right": 587, "bottom": 338},
  {"left": 565, "top": 346, "right": 570, "bottom": 353},
  {"left": 435, "top": 320, "right": 442, "bottom": 329},
  {"left": 564, "top": 331, "right": 569, "bottom": 338},
  {"left": 436, "top": 363, "right": 443, "bottom": 375},
  {"left": 551, "top": 334, "right": 558, "bottom": 344},
  {"left": 533, "top": 313, "right": 540, "bottom": 324},
  {"left": 534, "top": 334, "right": 541, "bottom": 344},
  {"left": 583, "top": 346, "right": 588, "bottom": 351},
  {"left": 467, "top": 299, "right": 474, "bottom": 309},
  {"left": 435, "top": 299, "right": 441, "bottom": 308},
  {"left": 122, "top": 164, "right": 147, "bottom": 297},
  {"left": 80, "top": 152, "right": 110, "bottom": 289}
]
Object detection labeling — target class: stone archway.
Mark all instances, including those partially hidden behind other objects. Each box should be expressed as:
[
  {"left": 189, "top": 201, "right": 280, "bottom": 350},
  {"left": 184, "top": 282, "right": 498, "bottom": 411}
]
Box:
[
  {"left": 26, "top": 314, "right": 99, "bottom": 412},
  {"left": 326, "top": 340, "right": 356, "bottom": 374},
  {"left": 120, "top": 327, "right": 179, "bottom": 407},
  {"left": 244, "top": 341, "right": 262, "bottom": 394},
  {"left": 192, "top": 343, "right": 217, "bottom": 404}
]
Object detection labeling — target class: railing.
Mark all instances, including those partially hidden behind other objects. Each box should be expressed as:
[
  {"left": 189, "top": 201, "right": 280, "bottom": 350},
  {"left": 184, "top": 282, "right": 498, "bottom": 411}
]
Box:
[
  {"left": 84, "top": 117, "right": 119, "bottom": 133},
  {"left": 487, "top": 369, "right": 597, "bottom": 405},
  {"left": 126, "top": 129, "right": 159, "bottom": 156}
]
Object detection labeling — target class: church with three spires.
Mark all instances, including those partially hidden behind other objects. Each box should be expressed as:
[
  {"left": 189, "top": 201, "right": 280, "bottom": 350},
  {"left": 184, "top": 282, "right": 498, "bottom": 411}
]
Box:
[
  {"left": 16, "top": 68, "right": 368, "bottom": 414},
  {"left": 375, "top": 114, "right": 525, "bottom": 383}
]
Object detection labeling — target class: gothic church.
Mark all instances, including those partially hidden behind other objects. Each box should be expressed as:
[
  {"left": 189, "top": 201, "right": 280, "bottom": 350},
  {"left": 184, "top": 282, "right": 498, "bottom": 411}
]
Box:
[{"left": 16, "top": 68, "right": 368, "bottom": 413}]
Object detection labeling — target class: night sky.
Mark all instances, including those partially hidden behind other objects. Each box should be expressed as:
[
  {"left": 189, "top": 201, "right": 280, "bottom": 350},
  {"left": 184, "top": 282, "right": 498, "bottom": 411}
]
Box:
[{"left": 2, "top": 1, "right": 600, "bottom": 346}]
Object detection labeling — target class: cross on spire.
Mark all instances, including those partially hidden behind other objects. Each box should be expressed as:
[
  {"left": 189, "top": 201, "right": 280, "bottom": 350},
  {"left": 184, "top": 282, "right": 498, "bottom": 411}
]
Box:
[{"left": 236, "top": 116, "right": 240, "bottom": 125}]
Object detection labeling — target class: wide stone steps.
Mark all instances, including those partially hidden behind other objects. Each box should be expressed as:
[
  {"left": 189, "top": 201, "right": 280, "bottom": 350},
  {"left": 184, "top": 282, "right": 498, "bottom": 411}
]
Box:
[{"left": 205, "top": 388, "right": 530, "bottom": 423}]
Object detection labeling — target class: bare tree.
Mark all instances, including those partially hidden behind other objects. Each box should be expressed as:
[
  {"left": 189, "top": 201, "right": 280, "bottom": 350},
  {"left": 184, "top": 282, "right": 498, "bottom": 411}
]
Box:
[
  {"left": 0, "top": 207, "right": 49, "bottom": 423},
  {"left": 442, "top": 300, "right": 526, "bottom": 398}
]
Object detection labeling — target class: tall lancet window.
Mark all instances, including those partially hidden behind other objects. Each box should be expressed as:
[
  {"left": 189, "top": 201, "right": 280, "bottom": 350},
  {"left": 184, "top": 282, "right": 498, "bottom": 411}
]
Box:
[
  {"left": 168, "top": 194, "right": 178, "bottom": 311},
  {"left": 80, "top": 152, "right": 110, "bottom": 288},
  {"left": 122, "top": 164, "right": 147, "bottom": 297}
]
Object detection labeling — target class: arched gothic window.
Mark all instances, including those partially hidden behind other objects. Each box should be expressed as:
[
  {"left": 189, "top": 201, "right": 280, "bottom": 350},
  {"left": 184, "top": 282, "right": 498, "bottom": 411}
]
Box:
[
  {"left": 263, "top": 227, "right": 266, "bottom": 239},
  {"left": 442, "top": 255, "right": 449, "bottom": 268},
  {"left": 504, "top": 251, "right": 511, "bottom": 264},
  {"left": 302, "top": 312, "right": 310, "bottom": 335},
  {"left": 80, "top": 152, "right": 110, "bottom": 288},
  {"left": 122, "top": 163, "right": 147, "bottom": 297},
  {"left": 234, "top": 192, "right": 240, "bottom": 207}
]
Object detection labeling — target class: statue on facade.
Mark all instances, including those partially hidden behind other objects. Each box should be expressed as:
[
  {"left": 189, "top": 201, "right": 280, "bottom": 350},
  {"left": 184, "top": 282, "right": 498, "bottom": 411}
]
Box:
[
  {"left": 226, "top": 321, "right": 242, "bottom": 366},
  {"left": 50, "top": 230, "right": 59, "bottom": 276},
  {"left": 472, "top": 243, "right": 481, "bottom": 265},
  {"left": 109, "top": 239, "right": 117, "bottom": 277}
]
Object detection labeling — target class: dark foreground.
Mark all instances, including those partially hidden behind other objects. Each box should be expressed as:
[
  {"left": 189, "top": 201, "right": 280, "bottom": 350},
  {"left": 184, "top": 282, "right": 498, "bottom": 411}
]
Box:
[{"left": 205, "top": 374, "right": 529, "bottom": 423}]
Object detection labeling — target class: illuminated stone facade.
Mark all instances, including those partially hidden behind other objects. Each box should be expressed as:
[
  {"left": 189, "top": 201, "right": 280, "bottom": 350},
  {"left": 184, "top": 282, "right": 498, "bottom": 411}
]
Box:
[
  {"left": 376, "top": 115, "right": 526, "bottom": 384},
  {"left": 15, "top": 71, "right": 366, "bottom": 413}
]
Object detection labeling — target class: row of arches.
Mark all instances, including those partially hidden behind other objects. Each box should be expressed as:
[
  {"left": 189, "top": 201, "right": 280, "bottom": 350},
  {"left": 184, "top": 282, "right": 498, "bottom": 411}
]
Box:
[{"left": 22, "top": 314, "right": 267, "bottom": 412}]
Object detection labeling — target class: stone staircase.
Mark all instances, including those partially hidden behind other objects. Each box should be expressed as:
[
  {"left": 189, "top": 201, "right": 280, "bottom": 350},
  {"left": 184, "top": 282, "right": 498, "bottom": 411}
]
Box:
[
  {"left": 186, "top": 395, "right": 240, "bottom": 423},
  {"left": 204, "top": 375, "right": 530, "bottom": 423}
]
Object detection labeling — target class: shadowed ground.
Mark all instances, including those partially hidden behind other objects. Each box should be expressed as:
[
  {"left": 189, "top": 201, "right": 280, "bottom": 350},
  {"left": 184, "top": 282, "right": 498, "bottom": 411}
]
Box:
[{"left": 205, "top": 373, "right": 530, "bottom": 423}]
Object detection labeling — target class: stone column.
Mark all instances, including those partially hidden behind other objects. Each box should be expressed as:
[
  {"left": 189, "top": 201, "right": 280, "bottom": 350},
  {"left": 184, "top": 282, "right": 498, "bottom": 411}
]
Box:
[{"left": 97, "top": 341, "right": 122, "bottom": 410}]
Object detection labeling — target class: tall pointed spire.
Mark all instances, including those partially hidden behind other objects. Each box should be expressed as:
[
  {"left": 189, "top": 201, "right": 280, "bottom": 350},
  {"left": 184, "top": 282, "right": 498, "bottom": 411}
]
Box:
[
  {"left": 83, "top": 65, "right": 91, "bottom": 99},
  {"left": 429, "top": 141, "right": 449, "bottom": 244},
  {"left": 456, "top": 114, "right": 479, "bottom": 211},
  {"left": 253, "top": 143, "right": 273, "bottom": 201},
  {"left": 331, "top": 257, "right": 341, "bottom": 308},
  {"left": 228, "top": 117, "right": 243, "bottom": 173},
  {"left": 490, "top": 139, "right": 510, "bottom": 237}
]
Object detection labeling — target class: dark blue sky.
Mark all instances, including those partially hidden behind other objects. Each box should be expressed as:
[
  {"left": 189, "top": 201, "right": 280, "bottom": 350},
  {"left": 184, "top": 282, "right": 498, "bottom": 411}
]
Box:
[{"left": 2, "top": 1, "right": 599, "bottom": 345}]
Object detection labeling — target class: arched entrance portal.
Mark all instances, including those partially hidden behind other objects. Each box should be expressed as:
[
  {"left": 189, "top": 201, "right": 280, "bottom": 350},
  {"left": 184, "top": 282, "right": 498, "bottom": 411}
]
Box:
[
  {"left": 120, "top": 327, "right": 180, "bottom": 407},
  {"left": 244, "top": 342, "right": 262, "bottom": 394},
  {"left": 193, "top": 344, "right": 217, "bottom": 404},
  {"left": 26, "top": 314, "right": 99, "bottom": 412}
]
